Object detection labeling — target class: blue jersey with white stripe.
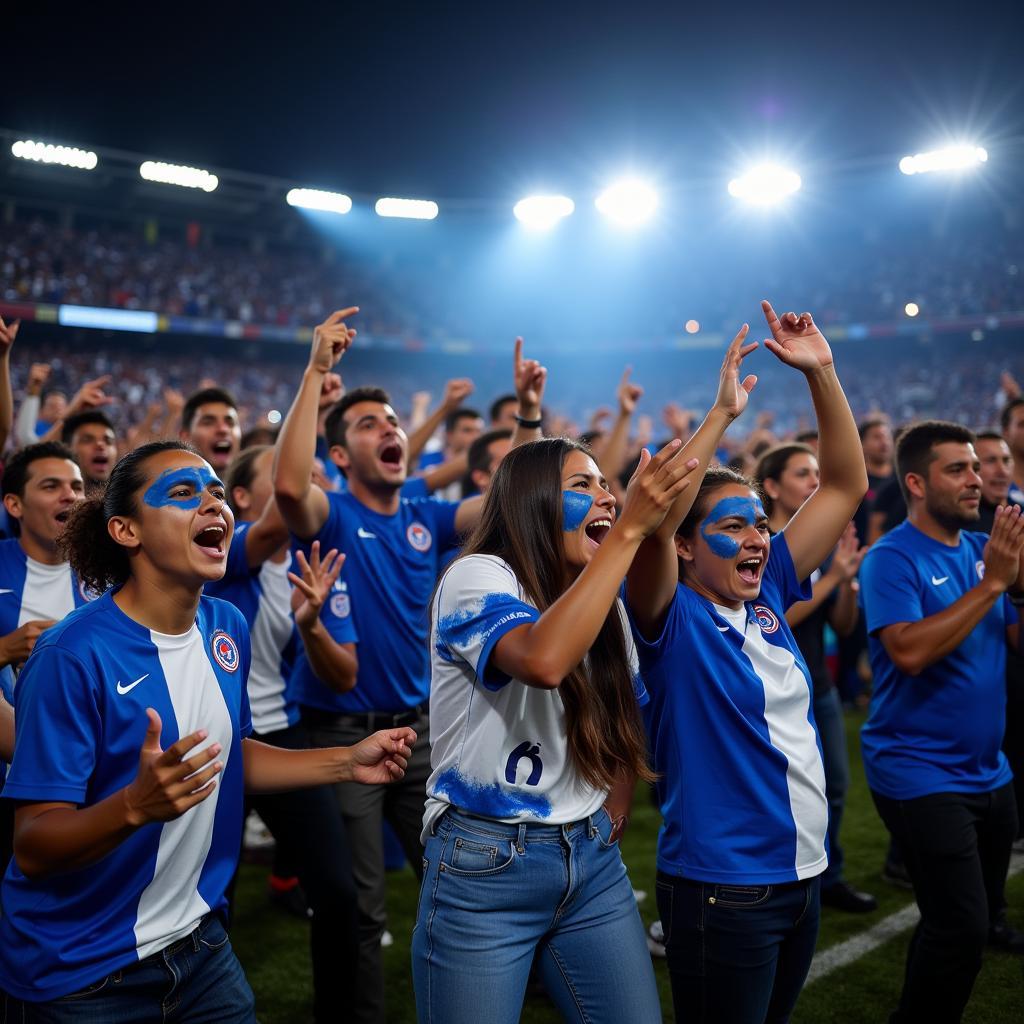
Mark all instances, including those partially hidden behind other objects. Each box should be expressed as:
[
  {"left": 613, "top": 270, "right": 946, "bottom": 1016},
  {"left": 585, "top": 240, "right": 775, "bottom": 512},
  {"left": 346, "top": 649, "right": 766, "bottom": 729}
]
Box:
[
  {"left": 0, "top": 591, "right": 252, "bottom": 1002},
  {"left": 0, "top": 538, "right": 93, "bottom": 641},
  {"left": 293, "top": 490, "right": 458, "bottom": 713},
  {"left": 205, "top": 521, "right": 299, "bottom": 735},
  {"left": 860, "top": 521, "right": 1015, "bottom": 799},
  {"left": 628, "top": 532, "right": 828, "bottom": 884}
]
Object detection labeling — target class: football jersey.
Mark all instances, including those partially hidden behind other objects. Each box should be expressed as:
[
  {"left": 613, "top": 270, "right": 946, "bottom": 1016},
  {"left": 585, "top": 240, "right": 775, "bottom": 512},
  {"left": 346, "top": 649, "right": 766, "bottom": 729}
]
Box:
[
  {"left": 0, "top": 592, "right": 251, "bottom": 1001},
  {"left": 860, "top": 520, "right": 1015, "bottom": 799},
  {"left": 0, "top": 538, "right": 92, "bottom": 643},
  {"left": 205, "top": 521, "right": 299, "bottom": 735},
  {"left": 628, "top": 531, "right": 828, "bottom": 884},
  {"left": 423, "top": 554, "right": 646, "bottom": 841},
  {"left": 295, "top": 490, "right": 458, "bottom": 713}
]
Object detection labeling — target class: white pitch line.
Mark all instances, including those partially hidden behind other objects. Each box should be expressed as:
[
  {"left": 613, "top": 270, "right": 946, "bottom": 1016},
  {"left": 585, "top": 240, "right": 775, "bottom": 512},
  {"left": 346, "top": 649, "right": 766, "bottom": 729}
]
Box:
[{"left": 806, "top": 851, "right": 1024, "bottom": 984}]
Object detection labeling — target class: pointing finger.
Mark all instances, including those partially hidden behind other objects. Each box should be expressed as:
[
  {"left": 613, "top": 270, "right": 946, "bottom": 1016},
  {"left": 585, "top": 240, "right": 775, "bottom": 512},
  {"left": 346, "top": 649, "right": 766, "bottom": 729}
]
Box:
[{"left": 323, "top": 307, "right": 360, "bottom": 326}]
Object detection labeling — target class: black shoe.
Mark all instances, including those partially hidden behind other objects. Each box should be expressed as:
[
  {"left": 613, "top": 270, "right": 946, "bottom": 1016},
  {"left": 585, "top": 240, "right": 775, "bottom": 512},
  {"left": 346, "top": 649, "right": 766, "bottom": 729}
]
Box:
[
  {"left": 820, "top": 880, "right": 878, "bottom": 913},
  {"left": 988, "top": 921, "right": 1024, "bottom": 953},
  {"left": 881, "top": 861, "right": 914, "bottom": 890}
]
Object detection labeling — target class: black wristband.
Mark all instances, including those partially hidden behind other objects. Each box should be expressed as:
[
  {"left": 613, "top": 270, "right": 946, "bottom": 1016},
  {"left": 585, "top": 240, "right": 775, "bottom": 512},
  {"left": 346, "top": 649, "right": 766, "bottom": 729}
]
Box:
[{"left": 515, "top": 414, "right": 543, "bottom": 428}]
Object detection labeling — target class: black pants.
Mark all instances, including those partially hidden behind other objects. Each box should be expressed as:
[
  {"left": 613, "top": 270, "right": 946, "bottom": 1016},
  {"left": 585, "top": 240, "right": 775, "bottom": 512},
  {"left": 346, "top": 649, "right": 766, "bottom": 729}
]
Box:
[
  {"left": 245, "top": 723, "right": 360, "bottom": 1024},
  {"left": 871, "top": 783, "right": 1018, "bottom": 1024}
]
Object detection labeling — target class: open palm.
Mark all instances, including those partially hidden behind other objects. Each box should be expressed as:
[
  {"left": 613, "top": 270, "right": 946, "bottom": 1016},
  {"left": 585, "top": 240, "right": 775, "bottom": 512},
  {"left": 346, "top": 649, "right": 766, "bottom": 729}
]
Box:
[
  {"left": 761, "top": 300, "right": 833, "bottom": 372},
  {"left": 714, "top": 323, "right": 759, "bottom": 420}
]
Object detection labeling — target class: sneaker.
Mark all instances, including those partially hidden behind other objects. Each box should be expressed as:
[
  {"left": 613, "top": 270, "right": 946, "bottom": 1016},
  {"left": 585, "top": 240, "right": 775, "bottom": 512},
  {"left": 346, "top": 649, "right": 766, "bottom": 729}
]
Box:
[
  {"left": 881, "top": 860, "right": 914, "bottom": 890},
  {"left": 647, "top": 919, "right": 666, "bottom": 959},
  {"left": 820, "top": 880, "right": 878, "bottom": 913}
]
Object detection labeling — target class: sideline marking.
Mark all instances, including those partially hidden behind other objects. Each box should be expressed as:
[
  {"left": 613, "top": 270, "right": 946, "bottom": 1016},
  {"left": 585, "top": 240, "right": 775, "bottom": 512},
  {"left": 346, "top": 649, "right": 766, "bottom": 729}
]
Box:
[{"left": 806, "top": 851, "right": 1024, "bottom": 983}]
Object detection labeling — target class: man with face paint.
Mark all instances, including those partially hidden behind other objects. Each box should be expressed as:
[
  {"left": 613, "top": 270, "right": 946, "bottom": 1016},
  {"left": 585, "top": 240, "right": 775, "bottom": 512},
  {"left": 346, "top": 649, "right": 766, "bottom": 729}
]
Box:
[
  {"left": 860, "top": 421, "right": 1024, "bottom": 1022},
  {"left": 273, "top": 310, "right": 546, "bottom": 1024},
  {"left": 626, "top": 302, "right": 867, "bottom": 1024}
]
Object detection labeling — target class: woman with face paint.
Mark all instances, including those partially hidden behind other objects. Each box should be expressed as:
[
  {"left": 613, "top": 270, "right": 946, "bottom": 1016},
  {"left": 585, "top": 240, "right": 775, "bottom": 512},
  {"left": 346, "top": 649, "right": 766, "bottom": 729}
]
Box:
[
  {"left": 412, "top": 433, "right": 702, "bottom": 1023},
  {"left": 0, "top": 440, "right": 415, "bottom": 1022},
  {"left": 625, "top": 302, "right": 868, "bottom": 1024}
]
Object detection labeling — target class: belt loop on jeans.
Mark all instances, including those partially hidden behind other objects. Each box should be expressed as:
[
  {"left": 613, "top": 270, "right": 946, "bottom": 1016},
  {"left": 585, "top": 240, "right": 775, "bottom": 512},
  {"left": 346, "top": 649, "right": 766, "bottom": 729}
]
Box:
[
  {"left": 515, "top": 822, "right": 527, "bottom": 855},
  {"left": 587, "top": 812, "right": 597, "bottom": 839}
]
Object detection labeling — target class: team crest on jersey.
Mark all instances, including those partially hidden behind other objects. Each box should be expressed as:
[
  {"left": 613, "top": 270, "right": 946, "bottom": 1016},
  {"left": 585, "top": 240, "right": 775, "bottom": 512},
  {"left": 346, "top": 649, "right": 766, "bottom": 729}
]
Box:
[
  {"left": 78, "top": 578, "right": 101, "bottom": 603},
  {"left": 330, "top": 592, "right": 351, "bottom": 618},
  {"left": 976, "top": 560, "right": 986, "bottom": 580},
  {"left": 211, "top": 631, "right": 240, "bottom": 672},
  {"left": 406, "top": 522, "right": 432, "bottom": 552},
  {"left": 753, "top": 605, "right": 780, "bottom": 634}
]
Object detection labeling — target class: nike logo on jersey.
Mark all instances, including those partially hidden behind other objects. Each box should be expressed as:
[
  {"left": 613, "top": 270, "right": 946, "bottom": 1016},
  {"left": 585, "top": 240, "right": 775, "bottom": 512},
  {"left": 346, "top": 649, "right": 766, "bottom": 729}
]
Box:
[
  {"left": 116, "top": 673, "right": 150, "bottom": 695},
  {"left": 357, "top": 527, "right": 377, "bottom": 539},
  {"left": 717, "top": 625, "right": 730, "bottom": 632},
  {"left": 931, "top": 576, "right": 949, "bottom": 586},
  {"left": 0, "top": 589, "right": 12, "bottom": 595}
]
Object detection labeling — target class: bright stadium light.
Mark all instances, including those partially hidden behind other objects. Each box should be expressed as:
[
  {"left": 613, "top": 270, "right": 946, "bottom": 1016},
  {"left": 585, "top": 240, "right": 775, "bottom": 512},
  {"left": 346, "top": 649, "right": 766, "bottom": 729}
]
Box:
[
  {"left": 286, "top": 187, "right": 353, "bottom": 214},
  {"left": 595, "top": 180, "right": 658, "bottom": 226},
  {"left": 513, "top": 194, "right": 575, "bottom": 229},
  {"left": 728, "top": 164, "right": 802, "bottom": 205},
  {"left": 898, "top": 144, "right": 988, "bottom": 176},
  {"left": 685, "top": 319, "right": 700, "bottom": 334},
  {"left": 905, "top": 302, "right": 920, "bottom": 317},
  {"left": 139, "top": 160, "right": 219, "bottom": 192},
  {"left": 374, "top": 197, "right": 439, "bottom": 220},
  {"left": 267, "top": 410, "right": 282, "bottom": 425},
  {"left": 11, "top": 139, "right": 97, "bottom": 170}
]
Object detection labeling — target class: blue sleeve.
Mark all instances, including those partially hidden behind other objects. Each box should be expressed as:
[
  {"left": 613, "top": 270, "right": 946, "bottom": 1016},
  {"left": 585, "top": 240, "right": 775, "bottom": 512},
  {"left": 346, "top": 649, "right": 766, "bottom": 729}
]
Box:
[
  {"left": 320, "top": 585, "right": 359, "bottom": 644},
  {"left": 625, "top": 584, "right": 693, "bottom": 664},
  {"left": 401, "top": 477, "right": 431, "bottom": 499},
  {"left": 859, "top": 543, "right": 922, "bottom": 635},
  {"left": 3, "top": 646, "right": 101, "bottom": 803},
  {"left": 432, "top": 499, "right": 460, "bottom": 553},
  {"left": 225, "top": 521, "right": 254, "bottom": 583},
  {"left": 762, "top": 531, "right": 813, "bottom": 612},
  {"left": 237, "top": 614, "right": 253, "bottom": 738}
]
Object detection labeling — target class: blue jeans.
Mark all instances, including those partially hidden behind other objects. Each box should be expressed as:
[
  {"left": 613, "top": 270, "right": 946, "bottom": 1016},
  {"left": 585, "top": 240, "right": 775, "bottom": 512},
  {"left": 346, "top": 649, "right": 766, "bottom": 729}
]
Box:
[
  {"left": 655, "top": 872, "right": 820, "bottom": 1024},
  {"left": 1, "top": 915, "right": 256, "bottom": 1023},
  {"left": 412, "top": 808, "right": 661, "bottom": 1024},
  {"left": 814, "top": 687, "right": 850, "bottom": 888}
]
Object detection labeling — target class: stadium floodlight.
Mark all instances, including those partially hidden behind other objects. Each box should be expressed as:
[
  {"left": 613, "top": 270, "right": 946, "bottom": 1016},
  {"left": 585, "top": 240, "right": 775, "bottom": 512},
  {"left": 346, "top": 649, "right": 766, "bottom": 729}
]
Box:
[
  {"left": 11, "top": 139, "right": 97, "bottom": 170},
  {"left": 727, "top": 164, "right": 802, "bottom": 205},
  {"left": 374, "top": 197, "right": 439, "bottom": 220},
  {"left": 904, "top": 302, "right": 920, "bottom": 317},
  {"left": 267, "top": 410, "right": 282, "bottom": 425},
  {"left": 595, "top": 180, "right": 658, "bottom": 225},
  {"left": 139, "top": 160, "right": 218, "bottom": 192},
  {"left": 898, "top": 145, "right": 988, "bottom": 176},
  {"left": 286, "top": 187, "right": 352, "bottom": 214},
  {"left": 513, "top": 194, "right": 575, "bottom": 229},
  {"left": 685, "top": 319, "right": 700, "bottom": 334}
]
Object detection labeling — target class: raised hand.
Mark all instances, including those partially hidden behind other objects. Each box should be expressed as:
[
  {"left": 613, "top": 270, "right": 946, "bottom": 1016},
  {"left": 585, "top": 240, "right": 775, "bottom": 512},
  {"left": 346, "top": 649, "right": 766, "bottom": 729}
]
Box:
[
  {"left": 617, "top": 441, "right": 701, "bottom": 541},
  {"left": 983, "top": 505, "right": 1024, "bottom": 591},
  {"left": 288, "top": 541, "right": 346, "bottom": 630},
  {"left": 27, "top": 363, "right": 51, "bottom": 396},
  {"left": 617, "top": 367, "right": 644, "bottom": 417},
  {"left": 347, "top": 727, "right": 416, "bottom": 784},
  {"left": 309, "top": 308, "right": 359, "bottom": 375},
  {"left": 1001, "top": 371, "right": 1021, "bottom": 401},
  {"left": 442, "top": 377, "right": 475, "bottom": 412},
  {"left": 662, "top": 403, "right": 695, "bottom": 439},
  {"left": 0, "top": 315, "right": 20, "bottom": 356},
  {"left": 67, "top": 375, "right": 114, "bottom": 416},
  {"left": 827, "top": 523, "right": 865, "bottom": 582},
  {"left": 318, "top": 372, "right": 344, "bottom": 410},
  {"left": 513, "top": 337, "right": 547, "bottom": 416},
  {"left": 712, "top": 324, "right": 759, "bottom": 420},
  {"left": 122, "top": 709, "right": 223, "bottom": 826},
  {"left": 761, "top": 300, "right": 833, "bottom": 374}
]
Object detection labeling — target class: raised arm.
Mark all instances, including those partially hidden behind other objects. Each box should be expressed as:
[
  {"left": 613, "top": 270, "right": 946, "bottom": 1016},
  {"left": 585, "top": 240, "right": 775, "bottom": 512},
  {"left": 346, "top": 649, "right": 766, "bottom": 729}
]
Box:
[
  {"left": 0, "top": 317, "right": 20, "bottom": 453},
  {"left": 626, "top": 325, "right": 758, "bottom": 637},
  {"left": 14, "top": 362, "right": 48, "bottom": 448},
  {"left": 761, "top": 300, "right": 868, "bottom": 581},
  {"left": 274, "top": 309, "right": 357, "bottom": 540},
  {"left": 597, "top": 367, "right": 644, "bottom": 484},
  {"left": 405, "top": 378, "right": 474, "bottom": 469}
]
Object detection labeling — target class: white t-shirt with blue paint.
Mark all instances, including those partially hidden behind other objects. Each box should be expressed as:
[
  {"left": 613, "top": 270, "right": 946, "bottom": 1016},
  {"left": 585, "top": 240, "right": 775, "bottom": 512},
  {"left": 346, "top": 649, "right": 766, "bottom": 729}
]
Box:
[{"left": 424, "top": 553, "right": 646, "bottom": 841}]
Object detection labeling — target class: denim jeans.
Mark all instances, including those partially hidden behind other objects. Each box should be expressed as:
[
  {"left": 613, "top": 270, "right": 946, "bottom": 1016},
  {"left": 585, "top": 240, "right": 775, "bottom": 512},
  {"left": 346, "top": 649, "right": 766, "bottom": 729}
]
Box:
[
  {"left": 655, "top": 871, "right": 820, "bottom": 1024},
  {"left": 412, "top": 808, "right": 661, "bottom": 1024},
  {"left": 0, "top": 914, "right": 256, "bottom": 1023},
  {"left": 813, "top": 687, "right": 850, "bottom": 888}
]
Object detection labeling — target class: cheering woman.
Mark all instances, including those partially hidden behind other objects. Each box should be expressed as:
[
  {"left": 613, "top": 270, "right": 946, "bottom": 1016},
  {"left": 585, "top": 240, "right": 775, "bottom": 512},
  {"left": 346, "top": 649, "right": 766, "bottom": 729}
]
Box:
[
  {"left": 0, "top": 440, "right": 413, "bottom": 1021},
  {"left": 625, "top": 302, "right": 867, "bottom": 1024}
]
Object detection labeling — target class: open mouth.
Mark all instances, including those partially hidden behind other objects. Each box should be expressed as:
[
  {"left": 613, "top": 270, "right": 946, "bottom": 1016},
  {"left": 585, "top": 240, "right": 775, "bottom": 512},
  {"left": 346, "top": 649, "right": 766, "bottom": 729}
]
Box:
[
  {"left": 193, "top": 524, "right": 227, "bottom": 557},
  {"left": 584, "top": 518, "right": 612, "bottom": 547},
  {"left": 55, "top": 509, "right": 72, "bottom": 525},
  {"left": 379, "top": 442, "right": 403, "bottom": 467},
  {"left": 211, "top": 441, "right": 234, "bottom": 458},
  {"left": 736, "top": 557, "right": 763, "bottom": 585}
]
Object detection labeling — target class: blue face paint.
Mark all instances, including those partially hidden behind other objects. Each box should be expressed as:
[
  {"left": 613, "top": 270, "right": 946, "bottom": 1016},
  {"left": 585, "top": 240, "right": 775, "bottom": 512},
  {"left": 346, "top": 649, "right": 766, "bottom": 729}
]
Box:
[
  {"left": 561, "top": 490, "right": 594, "bottom": 532},
  {"left": 699, "top": 495, "right": 765, "bottom": 559},
  {"left": 143, "top": 466, "right": 222, "bottom": 510}
]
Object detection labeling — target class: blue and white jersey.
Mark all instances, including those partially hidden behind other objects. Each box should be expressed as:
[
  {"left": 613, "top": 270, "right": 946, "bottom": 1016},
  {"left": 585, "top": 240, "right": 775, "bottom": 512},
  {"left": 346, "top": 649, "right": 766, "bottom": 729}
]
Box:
[
  {"left": 0, "top": 538, "right": 93, "bottom": 641},
  {"left": 295, "top": 490, "right": 458, "bottom": 713},
  {"left": 628, "top": 531, "right": 828, "bottom": 885},
  {"left": 0, "top": 592, "right": 252, "bottom": 1002},
  {"left": 423, "top": 554, "right": 645, "bottom": 841},
  {"left": 205, "top": 521, "right": 299, "bottom": 736},
  {"left": 860, "top": 520, "right": 1015, "bottom": 800},
  {"left": 290, "top": 572, "right": 359, "bottom": 706}
]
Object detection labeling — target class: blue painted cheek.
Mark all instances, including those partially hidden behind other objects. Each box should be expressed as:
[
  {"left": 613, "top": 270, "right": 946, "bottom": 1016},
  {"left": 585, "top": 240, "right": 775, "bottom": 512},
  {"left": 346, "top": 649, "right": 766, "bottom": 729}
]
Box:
[
  {"left": 704, "top": 533, "right": 741, "bottom": 558},
  {"left": 562, "top": 491, "right": 594, "bottom": 532},
  {"left": 143, "top": 466, "right": 220, "bottom": 510},
  {"left": 699, "top": 495, "right": 764, "bottom": 559}
]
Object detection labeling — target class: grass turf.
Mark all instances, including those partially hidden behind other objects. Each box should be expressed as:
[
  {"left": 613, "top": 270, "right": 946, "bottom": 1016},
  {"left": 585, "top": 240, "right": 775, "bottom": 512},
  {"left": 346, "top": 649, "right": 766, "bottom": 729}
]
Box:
[{"left": 231, "top": 709, "right": 1024, "bottom": 1022}]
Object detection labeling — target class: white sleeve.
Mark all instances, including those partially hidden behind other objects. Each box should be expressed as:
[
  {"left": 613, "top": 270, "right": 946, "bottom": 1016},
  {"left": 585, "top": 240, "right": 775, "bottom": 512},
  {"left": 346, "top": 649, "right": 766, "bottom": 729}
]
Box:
[{"left": 14, "top": 394, "right": 40, "bottom": 448}]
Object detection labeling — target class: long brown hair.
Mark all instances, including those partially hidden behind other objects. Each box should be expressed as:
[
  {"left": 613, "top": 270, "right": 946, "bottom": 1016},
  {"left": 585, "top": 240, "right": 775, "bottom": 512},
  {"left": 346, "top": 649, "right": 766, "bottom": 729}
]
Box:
[{"left": 457, "top": 438, "right": 654, "bottom": 791}]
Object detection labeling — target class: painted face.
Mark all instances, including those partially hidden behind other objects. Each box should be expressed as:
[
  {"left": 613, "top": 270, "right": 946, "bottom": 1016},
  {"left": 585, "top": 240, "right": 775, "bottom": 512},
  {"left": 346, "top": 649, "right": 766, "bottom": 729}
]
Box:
[
  {"left": 560, "top": 449, "right": 616, "bottom": 572},
  {"left": 70, "top": 423, "right": 117, "bottom": 486},
  {"left": 185, "top": 402, "right": 241, "bottom": 473},
  {"left": 128, "top": 450, "right": 234, "bottom": 586},
  {"left": 767, "top": 452, "right": 820, "bottom": 520},
  {"left": 975, "top": 437, "right": 1014, "bottom": 507},
  {"left": 4, "top": 457, "right": 84, "bottom": 557},
  {"left": 333, "top": 400, "right": 409, "bottom": 490},
  {"left": 919, "top": 442, "right": 981, "bottom": 530},
  {"left": 678, "top": 484, "right": 770, "bottom": 608}
]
